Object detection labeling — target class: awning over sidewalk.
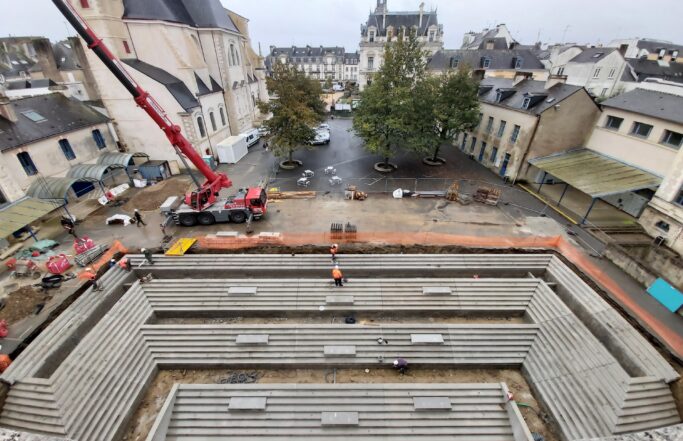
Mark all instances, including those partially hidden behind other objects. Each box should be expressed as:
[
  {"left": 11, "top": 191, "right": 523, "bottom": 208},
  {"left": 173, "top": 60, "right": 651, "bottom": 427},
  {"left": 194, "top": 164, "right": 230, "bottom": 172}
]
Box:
[
  {"left": 96, "top": 152, "right": 149, "bottom": 167},
  {"left": 67, "top": 164, "right": 125, "bottom": 181},
  {"left": 26, "top": 176, "right": 100, "bottom": 202},
  {"left": 529, "top": 149, "right": 662, "bottom": 198},
  {"left": 0, "top": 197, "right": 61, "bottom": 238}
]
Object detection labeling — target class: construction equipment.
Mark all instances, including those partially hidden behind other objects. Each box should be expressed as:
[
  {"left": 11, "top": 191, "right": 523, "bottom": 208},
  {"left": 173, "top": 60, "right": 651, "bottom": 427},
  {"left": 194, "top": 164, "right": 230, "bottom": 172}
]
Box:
[
  {"left": 473, "top": 187, "right": 501, "bottom": 206},
  {"left": 53, "top": 0, "right": 267, "bottom": 228},
  {"left": 344, "top": 185, "right": 367, "bottom": 201},
  {"left": 165, "top": 238, "right": 197, "bottom": 256}
]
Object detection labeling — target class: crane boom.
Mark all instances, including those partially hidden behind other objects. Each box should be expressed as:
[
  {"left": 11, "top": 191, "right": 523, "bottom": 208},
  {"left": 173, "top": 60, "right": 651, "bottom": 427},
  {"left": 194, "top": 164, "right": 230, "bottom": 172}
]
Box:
[{"left": 52, "top": 0, "right": 232, "bottom": 211}]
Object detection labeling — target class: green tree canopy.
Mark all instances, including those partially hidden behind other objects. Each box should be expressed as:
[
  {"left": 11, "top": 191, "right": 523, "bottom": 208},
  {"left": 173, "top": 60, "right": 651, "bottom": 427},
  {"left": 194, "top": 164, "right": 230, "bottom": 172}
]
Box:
[
  {"left": 408, "top": 68, "right": 481, "bottom": 163},
  {"left": 258, "top": 63, "right": 326, "bottom": 164},
  {"left": 352, "top": 32, "right": 427, "bottom": 169}
]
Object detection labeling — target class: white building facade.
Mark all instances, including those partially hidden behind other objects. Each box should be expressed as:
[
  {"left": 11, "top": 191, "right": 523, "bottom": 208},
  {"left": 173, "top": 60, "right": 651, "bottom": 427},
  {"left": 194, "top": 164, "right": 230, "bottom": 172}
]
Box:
[
  {"left": 70, "top": 0, "right": 268, "bottom": 168},
  {"left": 358, "top": 0, "right": 444, "bottom": 89}
]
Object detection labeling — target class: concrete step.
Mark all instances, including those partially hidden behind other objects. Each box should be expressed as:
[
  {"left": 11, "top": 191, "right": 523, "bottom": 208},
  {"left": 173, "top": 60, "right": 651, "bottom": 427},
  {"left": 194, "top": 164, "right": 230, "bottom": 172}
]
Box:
[
  {"left": 151, "top": 383, "right": 527, "bottom": 441},
  {"left": 143, "top": 324, "right": 539, "bottom": 367}
]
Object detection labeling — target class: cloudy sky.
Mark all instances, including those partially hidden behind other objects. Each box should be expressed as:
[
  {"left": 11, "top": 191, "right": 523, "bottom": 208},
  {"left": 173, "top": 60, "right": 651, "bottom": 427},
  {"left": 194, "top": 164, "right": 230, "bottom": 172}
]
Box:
[{"left": 2, "top": 0, "right": 682, "bottom": 51}]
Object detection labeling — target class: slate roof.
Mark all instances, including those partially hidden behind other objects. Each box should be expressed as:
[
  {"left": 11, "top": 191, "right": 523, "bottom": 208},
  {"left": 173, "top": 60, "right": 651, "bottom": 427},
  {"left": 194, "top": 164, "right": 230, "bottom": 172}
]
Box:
[
  {"left": 53, "top": 41, "right": 80, "bottom": 71},
  {"left": 601, "top": 89, "right": 683, "bottom": 126},
  {"left": 122, "top": 0, "right": 239, "bottom": 33},
  {"left": 428, "top": 49, "right": 545, "bottom": 71},
  {"left": 194, "top": 73, "right": 223, "bottom": 96},
  {"left": 635, "top": 39, "right": 683, "bottom": 55},
  {"left": 623, "top": 58, "right": 683, "bottom": 84},
  {"left": 362, "top": 10, "right": 439, "bottom": 37},
  {"left": 0, "top": 93, "right": 110, "bottom": 151},
  {"left": 568, "top": 47, "right": 617, "bottom": 63},
  {"left": 344, "top": 52, "right": 360, "bottom": 63},
  {"left": 0, "top": 51, "right": 36, "bottom": 77},
  {"left": 5, "top": 79, "right": 56, "bottom": 90},
  {"left": 122, "top": 59, "right": 199, "bottom": 112},
  {"left": 477, "top": 78, "right": 586, "bottom": 115}
]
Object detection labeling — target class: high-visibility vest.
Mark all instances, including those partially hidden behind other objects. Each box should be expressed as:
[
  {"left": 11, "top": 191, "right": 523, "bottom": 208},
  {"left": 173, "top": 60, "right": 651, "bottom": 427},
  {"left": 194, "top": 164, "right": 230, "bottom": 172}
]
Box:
[{"left": 332, "top": 269, "right": 342, "bottom": 279}]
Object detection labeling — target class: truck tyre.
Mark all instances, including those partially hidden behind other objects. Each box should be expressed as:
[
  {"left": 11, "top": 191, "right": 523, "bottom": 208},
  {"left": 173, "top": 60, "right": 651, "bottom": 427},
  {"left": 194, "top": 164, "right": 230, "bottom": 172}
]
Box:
[
  {"left": 197, "top": 212, "right": 215, "bottom": 225},
  {"left": 230, "top": 211, "right": 247, "bottom": 224},
  {"left": 179, "top": 213, "right": 197, "bottom": 227}
]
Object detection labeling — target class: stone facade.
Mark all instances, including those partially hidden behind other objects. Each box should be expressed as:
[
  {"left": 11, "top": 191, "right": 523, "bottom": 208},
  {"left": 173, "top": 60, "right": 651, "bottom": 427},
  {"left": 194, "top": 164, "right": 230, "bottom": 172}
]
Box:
[
  {"left": 70, "top": 0, "right": 268, "bottom": 168},
  {"left": 358, "top": 0, "right": 443, "bottom": 89},
  {"left": 266, "top": 46, "right": 359, "bottom": 84}
]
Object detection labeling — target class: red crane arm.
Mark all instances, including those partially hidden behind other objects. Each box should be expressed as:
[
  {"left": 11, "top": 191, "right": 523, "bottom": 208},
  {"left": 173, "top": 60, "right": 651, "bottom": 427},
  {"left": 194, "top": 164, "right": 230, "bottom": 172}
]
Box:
[{"left": 52, "top": 0, "right": 232, "bottom": 210}]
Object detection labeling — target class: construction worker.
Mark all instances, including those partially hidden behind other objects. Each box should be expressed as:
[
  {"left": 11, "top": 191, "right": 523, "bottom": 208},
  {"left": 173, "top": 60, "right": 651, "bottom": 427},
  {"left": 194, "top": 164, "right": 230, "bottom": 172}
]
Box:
[
  {"left": 133, "top": 209, "right": 146, "bottom": 227},
  {"left": 330, "top": 243, "right": 339, "bottom": 262},
  {"left": 83, "top": 267, "right": 102, "bottom": 291},
  {"left": 0, "top": 354, "right": 11, "bottom": 373},
  {"left": 108, "top": 258, "right": 117, "bottom": 269},
  {"left": 332, "top": 265, "right": 343, "bottom": 287},
  {"left": 118, "top": 256, "right": 131, "bottom": 271},
  {"left": 393, "top": 358, "right": 408, "bottom": 375},
  {"left": 142, "top": 248, "right": 154, "bottom": 265}
]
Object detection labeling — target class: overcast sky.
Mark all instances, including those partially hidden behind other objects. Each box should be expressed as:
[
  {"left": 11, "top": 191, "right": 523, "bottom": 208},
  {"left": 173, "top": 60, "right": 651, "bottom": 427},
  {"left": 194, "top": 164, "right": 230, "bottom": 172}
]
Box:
[{"left": 2, "top": 0, "right": 682, "bottom": 51}]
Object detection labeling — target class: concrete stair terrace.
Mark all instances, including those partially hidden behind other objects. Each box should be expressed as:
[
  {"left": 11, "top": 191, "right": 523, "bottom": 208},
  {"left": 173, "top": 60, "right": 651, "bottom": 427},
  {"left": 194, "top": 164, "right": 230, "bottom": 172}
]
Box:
[
  {"left": 0, "top": 254, "right": 678, "bottom": 441},
  {"left": 149, "top": 383, "right": 532, "bottom": 441}
]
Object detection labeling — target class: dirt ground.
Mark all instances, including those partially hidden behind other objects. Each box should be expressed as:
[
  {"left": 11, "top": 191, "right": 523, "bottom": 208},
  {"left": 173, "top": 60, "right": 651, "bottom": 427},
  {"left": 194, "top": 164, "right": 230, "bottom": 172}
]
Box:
[
  {"left": 155, "top": 312, "right": 526, "bottom": 325},
  {"left": 123, "top": 367, "right": 559, "bottom": 441},
  {"left": 0, "top": 285, "right": 51, "bottom": 325},
  {"left": 122, "top": 176, "right": 193, "bottom": 212}
]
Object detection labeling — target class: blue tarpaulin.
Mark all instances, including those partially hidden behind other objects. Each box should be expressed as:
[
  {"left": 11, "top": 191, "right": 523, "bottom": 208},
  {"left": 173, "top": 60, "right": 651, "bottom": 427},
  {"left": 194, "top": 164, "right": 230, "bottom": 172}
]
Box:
[{"left": 647, "top": 278, "right": 683, "bottom": 313}]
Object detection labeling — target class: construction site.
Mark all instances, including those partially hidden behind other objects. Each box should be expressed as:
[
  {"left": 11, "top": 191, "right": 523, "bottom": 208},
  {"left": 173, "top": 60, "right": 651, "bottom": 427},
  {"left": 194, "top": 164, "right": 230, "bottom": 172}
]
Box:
[
  {"left": 0, "top": 1, "right": 682, "bottom": 440},
  {"left": 0, "top": 247, "right": 681, "bottom": 441}
]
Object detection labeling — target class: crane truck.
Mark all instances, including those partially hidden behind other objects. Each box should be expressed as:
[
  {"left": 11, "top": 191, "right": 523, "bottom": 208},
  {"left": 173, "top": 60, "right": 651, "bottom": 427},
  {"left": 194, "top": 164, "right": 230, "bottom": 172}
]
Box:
[{"left": 52, "top": 0, "right": 268, "bottom": 227}]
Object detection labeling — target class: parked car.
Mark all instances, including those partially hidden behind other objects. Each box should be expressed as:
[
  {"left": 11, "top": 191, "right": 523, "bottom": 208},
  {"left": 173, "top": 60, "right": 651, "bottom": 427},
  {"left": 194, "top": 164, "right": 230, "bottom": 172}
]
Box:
[
  {"left": 310, "top": 129, "right": 330, "bottom": 145},
  {"left": 317, "top": 123, "right": 330, "bottom": 131}
]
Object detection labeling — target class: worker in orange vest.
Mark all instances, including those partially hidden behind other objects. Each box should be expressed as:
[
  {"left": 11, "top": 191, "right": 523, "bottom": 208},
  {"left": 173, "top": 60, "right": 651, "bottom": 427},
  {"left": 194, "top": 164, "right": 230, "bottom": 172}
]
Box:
[
  {"left": 118, "top": 257, "right": 131, "bottom": 271},
  {"left": 0, "top": 354, "right": 11, "bottom": 373},
  {"left": 82, "top": 267, "right": 102, "bottom": 291},
  {"left": 332, "top": 265, "right": 343, "bottom": 287}
]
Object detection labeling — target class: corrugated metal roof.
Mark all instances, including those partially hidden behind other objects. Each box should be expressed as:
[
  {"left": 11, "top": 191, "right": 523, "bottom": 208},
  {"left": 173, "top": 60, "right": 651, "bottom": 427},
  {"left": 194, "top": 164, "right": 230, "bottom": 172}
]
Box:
[
  {"left": 529, "top": 149, "right": 662, "bottom": 198},
  {"left": 96, "top": 152, "right": 149, "bottom": 167},
  {"left": 26, "top": 176, "right": 99, "bottom": 202},
  {"left": 67, "top": 164, "right": 125, "bottom": 181},
  {"left": 0, "top": 197, "right": 61, "bottom": 238}
]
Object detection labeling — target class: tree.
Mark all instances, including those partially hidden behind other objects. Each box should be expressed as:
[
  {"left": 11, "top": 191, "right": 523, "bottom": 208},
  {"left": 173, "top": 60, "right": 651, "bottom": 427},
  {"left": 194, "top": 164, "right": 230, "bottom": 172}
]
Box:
[
  {"left": 418, "top": 68, "right": 480, "bottom": 164},
  {"left": 353, "top": 32, "right": 427, "bottom": 171},
  {"left": 258, "top": 63, "right": 326, "bottom": 166},
  {"left": 324, "top": 76, "right": 333, "bottom": 90}
]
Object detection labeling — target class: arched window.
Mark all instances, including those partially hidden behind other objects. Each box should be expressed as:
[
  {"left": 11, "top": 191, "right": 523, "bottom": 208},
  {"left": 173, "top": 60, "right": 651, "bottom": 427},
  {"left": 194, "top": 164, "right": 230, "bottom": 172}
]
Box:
[
  {"left": 209, "top": 111, "right": 217, "bottom": 131},
  {"left": 196, "top": 115, "right": 206, "bottom": 138},
  {"left": 230, "top": 44, "right": 236, "bottom": 66},
  {"left": 219, "top": 107, "right": 226, "bottom": 126}
]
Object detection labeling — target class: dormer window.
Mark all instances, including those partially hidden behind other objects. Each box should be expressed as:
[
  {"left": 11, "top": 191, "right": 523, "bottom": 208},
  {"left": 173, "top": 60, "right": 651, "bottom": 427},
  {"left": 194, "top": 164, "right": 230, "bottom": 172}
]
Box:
[
  {"left": 592, "top": 52, "right": 604, "bottom": 58},
  {"left": 481, "top": 57, "right": 491, "bottom": 68},
  {"left": 496, "top": 91, "right": 503, "bottom": 102},
  {"left": 369, "top": 31, "right": 375, "bottom": 43},
  {"left": 522, "top": 97, "right": 531, "bottom": 109},
  {"left": 514, "top": 57, "right": 523, "bottom": 69},
  {"left": 429, "top": 30, "right": 436, "bottom": 42},
  {"left": 450, "top": 57, "right": 460, "bottom": 68}
]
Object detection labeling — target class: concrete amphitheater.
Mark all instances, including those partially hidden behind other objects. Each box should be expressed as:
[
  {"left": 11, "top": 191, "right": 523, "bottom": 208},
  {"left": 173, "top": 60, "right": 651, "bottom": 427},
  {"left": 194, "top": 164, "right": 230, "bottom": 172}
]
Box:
[{"left": 0, "top": 254, "right": 680, "bottom": 441}]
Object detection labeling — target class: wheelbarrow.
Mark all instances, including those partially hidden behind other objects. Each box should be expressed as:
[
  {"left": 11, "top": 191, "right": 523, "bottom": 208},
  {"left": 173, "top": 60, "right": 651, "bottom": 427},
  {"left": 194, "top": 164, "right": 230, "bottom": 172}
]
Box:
[
  {"left": 11, "top": 260, "right": 41, "bottom": 279},
  {"left": 33, "top": 274, "right": 65, "bottom": 292}
]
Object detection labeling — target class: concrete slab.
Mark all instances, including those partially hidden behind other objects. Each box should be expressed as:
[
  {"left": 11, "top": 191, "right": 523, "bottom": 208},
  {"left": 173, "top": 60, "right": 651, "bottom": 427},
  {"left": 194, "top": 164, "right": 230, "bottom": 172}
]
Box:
[
  {"left": 321, "top": 411, "right": 359, "bottom": 426},
  {"left": 323, "top": 345, "right": 356, "bottom": 357},
  {"left": 325, "top": 295, "right": 354, "bottom": 305},
  {"left": 422, "top": 287, "right": 452, "bottom": 295},
  {"left": 413, "top": 396, "right": 452, "bottom": 411},
  {"left": 228, "top": 286, "right": 257, "bottom": 296},
  {"left": 411, "top": 334, "right": 445, "bottom": 345},
  {"left": 235, "top": 334, "right": 269, "bottom": 345},
  {"left": 229, "top": 397, "right": 267, "bottom": 411}
]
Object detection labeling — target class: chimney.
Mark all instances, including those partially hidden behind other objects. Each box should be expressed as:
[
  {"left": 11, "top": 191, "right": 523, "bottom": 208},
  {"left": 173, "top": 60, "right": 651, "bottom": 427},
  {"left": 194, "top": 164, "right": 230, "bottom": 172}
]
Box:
[
  {"left": 0, "top": 91, "right": 17, "bottom": 123},
  {"left": 544, "top": 74, "right": 567, "bottom": 90},
  {"left": 419, "top": 2, "right": 425, "bottom": 28}
]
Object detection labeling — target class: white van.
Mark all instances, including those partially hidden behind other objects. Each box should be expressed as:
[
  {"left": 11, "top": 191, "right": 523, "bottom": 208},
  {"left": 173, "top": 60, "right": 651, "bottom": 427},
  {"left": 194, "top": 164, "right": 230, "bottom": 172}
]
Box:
[{"left": 242, "top": 128, "right": 261, "bottom": 148}]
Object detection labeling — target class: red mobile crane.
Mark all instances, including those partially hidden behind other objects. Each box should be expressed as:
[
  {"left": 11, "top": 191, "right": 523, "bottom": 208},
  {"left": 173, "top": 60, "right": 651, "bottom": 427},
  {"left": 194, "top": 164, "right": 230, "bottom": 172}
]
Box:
[{"left": 52, "top": 0, "right": 267, "bottom": 227}]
